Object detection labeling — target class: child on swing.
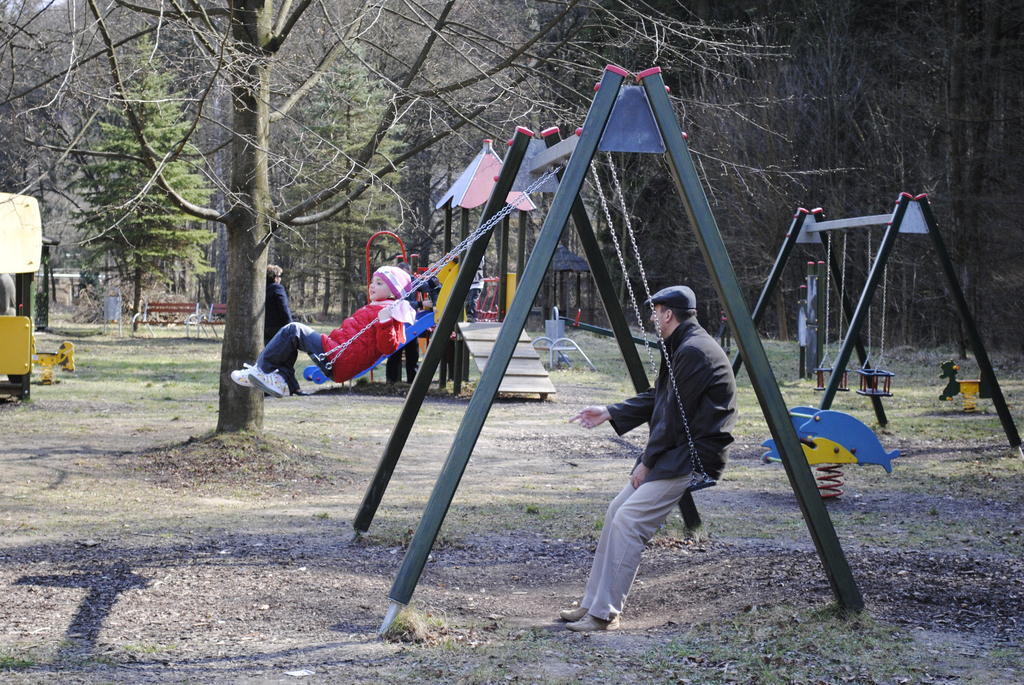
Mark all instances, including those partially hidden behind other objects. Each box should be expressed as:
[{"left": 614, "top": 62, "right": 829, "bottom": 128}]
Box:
[{"left": 230, "top": 265, "right": 416, "bottom": 397}]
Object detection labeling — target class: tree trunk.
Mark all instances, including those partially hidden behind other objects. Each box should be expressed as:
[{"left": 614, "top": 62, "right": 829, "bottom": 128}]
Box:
[
  {"left": 131, "top": 265, "right": 143, "bottom": 332},
  {"left": 774, "top": 286, "right": 788, "bottom": 340},
  {"left": 321, "top": 271, "right": 331, "bottom": 318},
  {"left": 216, "top": 0, "right": 273, "bottom": 433}
]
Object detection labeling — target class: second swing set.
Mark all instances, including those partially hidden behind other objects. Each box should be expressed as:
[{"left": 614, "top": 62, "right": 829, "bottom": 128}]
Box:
[{"left": 737, "top": 195, "right": 1020, "bottom": 453}]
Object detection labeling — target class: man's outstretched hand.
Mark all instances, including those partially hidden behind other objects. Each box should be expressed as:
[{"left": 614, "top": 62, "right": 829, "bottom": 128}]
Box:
[{"left": 570, "top": 406, "right": 610, "bottom": 429}]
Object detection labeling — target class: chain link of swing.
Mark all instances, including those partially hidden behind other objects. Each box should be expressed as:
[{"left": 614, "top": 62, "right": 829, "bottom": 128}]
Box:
[
  {"left": 592, "top": 153, "right": 711, "bottom": 488},
  {"left": 858, "top": 227, "right": 890, "bottom": 368},
  {"left": 824, "top": 233, "right": 832, "bottom": 361},
  {"left": 865, "top": 227, "right": 873, "bottom": 364},
  {"left": 312, "top": 164, "right": 563, "bottom": 371}
]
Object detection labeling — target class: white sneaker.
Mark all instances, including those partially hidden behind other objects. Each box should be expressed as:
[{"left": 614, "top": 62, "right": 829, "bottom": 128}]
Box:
[
  {"left": 230, "top": 363, "right": 257, "bottom": 388},
  {"left": 248, "top": 367, "right": 288, "bottom": 398}
]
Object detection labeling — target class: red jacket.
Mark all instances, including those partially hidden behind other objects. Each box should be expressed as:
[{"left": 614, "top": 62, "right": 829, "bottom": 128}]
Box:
[{"left": 321, "top": 301, "right": 406, "bottom": 383}]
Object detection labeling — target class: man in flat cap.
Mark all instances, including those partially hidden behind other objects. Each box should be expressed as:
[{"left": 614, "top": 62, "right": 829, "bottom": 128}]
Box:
[{"left": 562, "top": 285, "right": 737, "bottom": 631}]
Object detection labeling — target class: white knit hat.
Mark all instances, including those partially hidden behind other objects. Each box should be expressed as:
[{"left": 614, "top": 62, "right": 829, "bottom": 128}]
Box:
[
  {"left": 374, "top": 265, "right": 412, "bottom": 298},
  {"left": 372, "top": 266, "right": 416, "bottom": 324}
]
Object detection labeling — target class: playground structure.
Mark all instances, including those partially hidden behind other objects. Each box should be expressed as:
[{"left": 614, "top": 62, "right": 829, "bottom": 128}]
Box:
[
  {"left": 361, "top": 65, "right": 876, "bottom": 633},
  {"left": 31, "top": 339, "right": 76, "bottom": 384},
  {"left": 939, "top": 360, "right": 992, "bottom": 412},
  {"left": 364, "top": 231, "right": 407, "bottom": 296},
  {"left": 0, "top": 193, "right": 43, "bottom": 400},
  {"left": 761, "top": 406, "right": 900, "bottom": 498},
  {"left": 454, "top": 321, "right": 556, "bottom": 398},
  {"left": 434, "top": 138, "right": 539, "bottom": 324},
  {"left": 734, "top": 198, "right": 1021, "bottom": 457},
  {"left": 531, "top": 306, "right": 596, "bottom": 371},
  {"left": 432, "top": 136, "right": 556, "bottom": 397}
]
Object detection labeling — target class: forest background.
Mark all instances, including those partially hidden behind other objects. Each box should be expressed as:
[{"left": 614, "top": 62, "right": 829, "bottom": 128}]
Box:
[{"left": 2, "top": 0, "right": 1021, "bottom": 429}]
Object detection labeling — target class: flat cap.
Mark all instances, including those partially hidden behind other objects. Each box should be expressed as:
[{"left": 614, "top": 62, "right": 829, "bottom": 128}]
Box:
[{"left": 645, "top": 285, "right": 696, "bottom": 310}]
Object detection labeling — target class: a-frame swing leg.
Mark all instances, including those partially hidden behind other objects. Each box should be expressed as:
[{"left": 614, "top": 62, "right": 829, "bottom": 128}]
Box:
[
  {"left": 351, "top": 129, "right": 535, "bottom": 537},
  {"left": 638, "top": 68, "right": 863, "bottom": 613},
  {"left": 918, "top": 198, "right": 1021, "bottom": 455},
  {"left": 820, "top": 200, "right": 906, "bottom": 409},
  {"left": 731, "top": 210, "right": 808, "bottom": 377},
  {"left": 379, "top": 66, "right": 630, "bottom": 630}
]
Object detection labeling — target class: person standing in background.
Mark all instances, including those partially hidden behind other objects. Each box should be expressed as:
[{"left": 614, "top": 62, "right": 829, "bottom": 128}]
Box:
[
  {"left": 465, "top": 267, "right": 484, "bottom": 322},
  {"left": 0, "top": 273, "right": 16, "bottom": 316},
  {"left": 265, "top": 264, "right": 305, "bottom": 396}
]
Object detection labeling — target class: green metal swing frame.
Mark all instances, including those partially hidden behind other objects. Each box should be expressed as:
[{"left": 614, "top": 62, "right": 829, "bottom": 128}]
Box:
[
  {"left": 367, "top": 65, "right": 871, "bottom": 632},
  {"left": 733, "top": 195, "right": 1020, "bottom": 454}
]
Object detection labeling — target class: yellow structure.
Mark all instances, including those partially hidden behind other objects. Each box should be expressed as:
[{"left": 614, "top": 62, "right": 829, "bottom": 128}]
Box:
[
  {"left": 0, "top": 316, "right": 32, "bottom": 374},
  {"left": 800, "top": 436, "right": 859, "bottom": 466},
  {"left": 432, "top": 261, "right": 459, "bottom": 318},
  {"left": 1, "top": 192, "right": 44, "bottom": 399},
  {"left": 32, "top": 339, "right": 75, "bottom": 384},
  {"left": 504, "top": 272, "right": 517, "bottom": 314},
  {"left": 958, "top": 379, "right": 981, "bottom": 412}
]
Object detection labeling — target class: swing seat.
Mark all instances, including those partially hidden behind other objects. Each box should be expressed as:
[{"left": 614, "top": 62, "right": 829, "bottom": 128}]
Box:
[
  {"left": 686, "top": 477, "right": 717, "bottom": 493},
  {"left": 855, "top": 368, "right": 895, "bottom": 397},
  {"left": 813, "top": 367, "right": 849, "bottom": 392},
  {"left": 303, "top": 365, "right": 329, "bottom": 384},
  {"left": 304, "top": 312, "right": 437, "bottom": 385}
]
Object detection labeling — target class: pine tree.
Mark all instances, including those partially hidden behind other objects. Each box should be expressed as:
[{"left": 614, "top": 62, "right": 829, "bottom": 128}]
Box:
[
  {"left": 76, "top": 49, "right": 213, "bottom": 323},
  {"left": 275, "top": 57, "right": 405, "bottom": 317}
]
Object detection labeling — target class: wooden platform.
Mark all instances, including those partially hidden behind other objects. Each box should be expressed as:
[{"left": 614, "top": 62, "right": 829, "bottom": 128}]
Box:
[{"left": 458, "top": 322, "right": 556, "bottom": 398}]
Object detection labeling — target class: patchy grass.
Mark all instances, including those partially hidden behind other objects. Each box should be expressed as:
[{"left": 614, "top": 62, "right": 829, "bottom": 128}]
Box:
[
  {"left": 381, "top": 607, "right": 451, "bottom": 644},
  {"left": 0, "top": 653, "right": 36, "bottom": 670},
  {"left": 386, "top": 607, "right": 929, "bottom": 684},
  {"left": 657, "top": 604, "right": 919, "bottom": 684},
  {"left": 128, "top": 431, "right": 352, "bottom": 492},
  {"left": 3, "top": 320, "right": 1022, "bottom": 683}
]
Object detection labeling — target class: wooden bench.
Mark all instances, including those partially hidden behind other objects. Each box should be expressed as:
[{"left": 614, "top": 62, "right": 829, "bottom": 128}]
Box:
[
  {"left": 198, "top": 303, "right": 227, "bottom": 338},
  {"left": 132, "top": 301, "right": 201, "bottom": 337}
]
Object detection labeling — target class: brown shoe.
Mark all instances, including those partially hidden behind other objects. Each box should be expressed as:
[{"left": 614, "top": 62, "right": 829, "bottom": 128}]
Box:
[
  {"left": 558, "top": 606, "right": 588, "bottom": 622},
  {"left": 566, "top": 614, "right": 620, "bottom": 632}
]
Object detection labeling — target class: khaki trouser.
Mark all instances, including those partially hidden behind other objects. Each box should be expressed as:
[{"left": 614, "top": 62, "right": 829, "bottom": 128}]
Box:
[{"left": 581, "top": 475, "right": 691, "bottom": 620}]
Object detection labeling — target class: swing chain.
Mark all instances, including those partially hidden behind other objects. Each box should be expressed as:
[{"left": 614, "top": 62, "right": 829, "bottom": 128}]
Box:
[
  {"left": 879, "top": 263, "right": 888, "bottom": 364},
  {"left": 823, "top": 233, "right": 831, "bottom": 360},
  {"left": 591, "top": 164, "right": 657, "bottom": 367},
  {"left": 839, "top": 233, "right": 847, "bottom": 340},
  {"left": 313, "top": 164, "right": 563, "bottom": 371},
  {"left": 865, "top": 228, "right": 873, "bottom": 365},
  {"left": 600, "top": 155, "right": 709, "bottom": 487}
]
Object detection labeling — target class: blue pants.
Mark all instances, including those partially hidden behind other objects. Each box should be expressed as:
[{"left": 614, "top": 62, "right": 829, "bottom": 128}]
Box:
[{"left": 258, "top": 323, "right": 324, "bottom": 393}]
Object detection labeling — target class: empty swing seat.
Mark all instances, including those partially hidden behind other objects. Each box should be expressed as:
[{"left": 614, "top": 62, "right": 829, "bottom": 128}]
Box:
[
  {"left": 814, "top": 367, "right": 849, "bottom": 392},
  {"left": 856, "top": 368, "right": 895, "bottom": 397}
]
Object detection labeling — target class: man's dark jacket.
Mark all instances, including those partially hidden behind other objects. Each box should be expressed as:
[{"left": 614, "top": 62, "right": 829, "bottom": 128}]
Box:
[
  {"left": 607, "top": 317, "right": 737, "bottom": 481},
  {"left": 264, "top": 281, "right": 293, "bottom": 344}
]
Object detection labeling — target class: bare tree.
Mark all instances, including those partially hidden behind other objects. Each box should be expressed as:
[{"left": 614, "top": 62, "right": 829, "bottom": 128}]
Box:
[
  {"left": 5, "top": 0, "right": 813, "bottom": 433},
  {"left": 37, "top": 0, "right": 594, "bottom": 432}
]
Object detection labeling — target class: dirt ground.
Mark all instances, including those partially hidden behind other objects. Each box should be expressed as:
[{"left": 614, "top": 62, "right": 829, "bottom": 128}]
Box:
[{"left": 1, "top": 329, "right": 1022, "bottom": 683}]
